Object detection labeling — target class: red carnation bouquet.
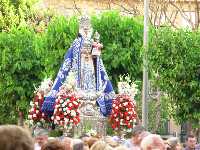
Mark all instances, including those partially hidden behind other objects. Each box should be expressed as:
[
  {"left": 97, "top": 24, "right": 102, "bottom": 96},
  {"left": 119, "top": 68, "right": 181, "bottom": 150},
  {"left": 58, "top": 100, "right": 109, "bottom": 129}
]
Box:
[
  {"left": 52, "top": 93, "right": 81, "bottom": 131},
  {"left": 51, "top": 71, "right": 81, "bottom": 131},
  {"left": 28, "top": 92, "right": 51, "bottom": 127},
  {"left": 110, "top": 94, "right": 138, "bottom": 132},
  {"left": 28, "top": 78, "right": 53, "bottom": 127}
]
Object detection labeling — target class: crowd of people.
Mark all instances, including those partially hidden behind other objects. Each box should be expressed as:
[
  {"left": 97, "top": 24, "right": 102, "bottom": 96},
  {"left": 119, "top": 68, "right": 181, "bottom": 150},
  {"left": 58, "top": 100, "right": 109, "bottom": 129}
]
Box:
[{"left": 0, "top": 124, "right": 199, "bottom": 150}]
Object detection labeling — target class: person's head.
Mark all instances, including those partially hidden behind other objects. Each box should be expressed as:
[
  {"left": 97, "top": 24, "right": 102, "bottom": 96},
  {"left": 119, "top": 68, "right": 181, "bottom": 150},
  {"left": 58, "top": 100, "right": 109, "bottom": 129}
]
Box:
[
  {"left": 41, "top": 139, "right": 65, "bottom": 150},
  {"left": 34, "top": 127, "right": 49, "bottom": 147},
  {"left": 87, "top": 137, "right": 99, "bottom": 148},
  {"left": 79, "top": 133, "right": 90, "bottom": 143},
  {"left": 186, "top": 135, "right": 197, "bottom": 149},
  {"left": 90, "top": 141, "right": 113, "bottom": 150},
  {"left": 166, "top": 137, "right": 182, "bottom": 150},
  {"left": 131, "top": 125, "right": 146, "bottom": 145},
  {"left": 73, "top": 139, "right": 84, "bottom": 150},
  {"left": 104, "top": 136, "right": 119, "bottom": 148},
  {"left": 114, "top": 145, "right": 128, "bottom": 150},
  {"left": 141, "top": 134, "right": 165, "bottom": 150},
  {"left": 62, "top": 137, "right": 72, "bottom": 150},
  {"left": 0, "top": 125, "right": 34, "bottom": 150}
]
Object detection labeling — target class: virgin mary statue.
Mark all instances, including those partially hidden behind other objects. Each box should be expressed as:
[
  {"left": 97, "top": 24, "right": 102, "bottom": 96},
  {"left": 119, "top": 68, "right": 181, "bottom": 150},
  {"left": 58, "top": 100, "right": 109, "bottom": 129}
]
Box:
[{"left": 42, "top": 15, "right": 115, "bottom": 117}]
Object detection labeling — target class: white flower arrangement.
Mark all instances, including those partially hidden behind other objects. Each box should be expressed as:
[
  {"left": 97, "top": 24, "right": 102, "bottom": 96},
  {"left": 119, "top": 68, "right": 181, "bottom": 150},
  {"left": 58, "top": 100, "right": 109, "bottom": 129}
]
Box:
[
  {"left": 35, "top": 78, "right": 53, "bottom": 96},
  {"left": 62, "top": 71, "right": 76, "bottom": 92},
  {"left": 118, "top": 74, "right": 138, "bottom": 100}
]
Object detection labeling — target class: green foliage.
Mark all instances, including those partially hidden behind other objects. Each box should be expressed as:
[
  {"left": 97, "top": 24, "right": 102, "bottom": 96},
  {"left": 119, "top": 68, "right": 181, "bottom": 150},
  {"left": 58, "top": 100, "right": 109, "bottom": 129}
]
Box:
[
  {"left": 149, "top": 27, "right": 200, "bottom": 125},
  {"left": 91, "top": 11, "right": 143, "bottom": 88},
  {"left": 148, "top": 96, "right": 170, "bottom": 134},
  {"left": 41, "top": 16, "right": 78, "bottom": 78},
  {"left": 0, "top": 15, "right": 79, "bottom": 124},
  {"left": 0, "top": 27, "right": 42, "bottom": 124},
  {"left": 2, "top": 10, "right": 198, "bottom": 133},
  {"left": 0, "top": 0, "right": 35, "bottom": 31}
]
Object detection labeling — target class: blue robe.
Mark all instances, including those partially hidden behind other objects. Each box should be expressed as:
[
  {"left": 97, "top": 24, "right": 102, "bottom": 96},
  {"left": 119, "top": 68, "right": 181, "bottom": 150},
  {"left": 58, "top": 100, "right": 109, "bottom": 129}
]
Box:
[{"left": 42, "top": 36, "right": 114, "bottom": 117}]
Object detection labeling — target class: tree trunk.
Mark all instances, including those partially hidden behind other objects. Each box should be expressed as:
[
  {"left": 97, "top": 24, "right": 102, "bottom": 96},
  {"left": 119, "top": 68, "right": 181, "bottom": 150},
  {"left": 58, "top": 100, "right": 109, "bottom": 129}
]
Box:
[{"left": 18, "top": 111, "right": 24, "bottom": 126}]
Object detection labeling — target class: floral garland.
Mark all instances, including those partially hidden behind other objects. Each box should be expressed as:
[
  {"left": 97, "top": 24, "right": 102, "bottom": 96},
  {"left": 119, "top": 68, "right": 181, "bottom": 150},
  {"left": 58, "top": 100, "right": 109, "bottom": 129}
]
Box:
[
  {"left": 52, "top": 93, "right": 81, "bottom": 130},
  {"left": 110, "top": 94, "right": 138, "bottom": 132}
]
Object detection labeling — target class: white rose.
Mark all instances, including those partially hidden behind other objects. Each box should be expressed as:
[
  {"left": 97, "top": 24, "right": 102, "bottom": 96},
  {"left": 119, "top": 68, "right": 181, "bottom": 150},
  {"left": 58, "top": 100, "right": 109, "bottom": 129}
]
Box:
[
  {"left": 59, "top": 108, "right": 62, "bottom": 112},
  {"left": 36, "top": 110, "right": 39, "bottom": 114},
  {"left": 28, "top": 115, "right": 32, "bottom": 119},
  {"left": 73, "top": 101, "right": 78, "bottom": 105},
  {"left": 33, "top": 114, "right": 37, "bottom": 118},
  {"left": 62, "top": 103, "right": 65, "bottom": 107},
  {"left": 60, "top": 99, "right": 64, "bottom": 103},
  {"left": 29, "top": 120, "right": 33, "bottom": 125},
  {"left": 30, "top": 101, "right": 34, "bottom": 106},
  {"left": 69, "top": 103, "right": 73, "bottom": 107},
  {"left": 71, "top": 110, "right": 76, "bottom": 116},
  {"left": 67, "top": 109, "right": 70, "bottom": 114},
  {"left": 64, "top": 101, "right": 68, "bottom": 105},
  {"left": 31, "top": 108, "right": 34, "bottom": 112},
  {"left": 55, "top": 99, "right": 59, "bottom": 103},
  {"left": 124, "top": 102, "right": 128, "bottom": 106},
  {"left": 55, "top": 105, "right": 58, "bottom": 109},
  {"left": 126, "top": 117, "right": 130, "bottom": 120},
  {"left": 64, "top": 112, "right": 67, "bottom": 116},
  {"left": 35, "top": 102, "right": 39, "bottom": 106},
  {"left": 70, "top": 119, "right": 73, "bottom": 122},
  {"left": 56, "top": 116, "right": 60, "bottom": 120}
]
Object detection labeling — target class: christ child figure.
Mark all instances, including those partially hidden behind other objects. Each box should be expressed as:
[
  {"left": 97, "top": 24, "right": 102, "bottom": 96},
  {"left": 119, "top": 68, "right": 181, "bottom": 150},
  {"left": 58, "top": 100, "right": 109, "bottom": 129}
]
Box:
[{"left": 91, "top": 31, "right": 103, "bottom": 57}]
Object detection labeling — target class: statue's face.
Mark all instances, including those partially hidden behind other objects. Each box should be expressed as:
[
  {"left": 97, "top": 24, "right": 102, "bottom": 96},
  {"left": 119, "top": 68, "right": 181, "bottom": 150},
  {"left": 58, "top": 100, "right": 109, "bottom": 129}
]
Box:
[
  {"left": 83, "top": 27, "right": 89, "bottom": 36},
  {"left": 79, "top": 25, "right": 93, "bottom": 39}
]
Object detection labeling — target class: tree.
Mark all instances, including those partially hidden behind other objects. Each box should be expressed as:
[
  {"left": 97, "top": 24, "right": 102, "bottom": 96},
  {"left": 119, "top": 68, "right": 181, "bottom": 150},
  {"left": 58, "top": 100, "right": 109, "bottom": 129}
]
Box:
[
  {"left": 149, "top": 0, "right": 200, "bottom": 29},
  {"left": 91, "top": 11, "right": 143, "bottom": 88},
  {"left": 0, "top": 27, "right": 43, "bottom": 124},
  {"left": 149, "top": 27, "right": 200, "bottom": 133},
  {"left": 0, "top": 0, "right": 37, "bottom": 32}
]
